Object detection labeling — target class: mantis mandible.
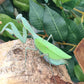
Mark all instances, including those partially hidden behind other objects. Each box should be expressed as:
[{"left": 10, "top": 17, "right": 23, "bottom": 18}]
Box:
[{"left": 0, "top": 14, "right": 71, "bottom": 65}]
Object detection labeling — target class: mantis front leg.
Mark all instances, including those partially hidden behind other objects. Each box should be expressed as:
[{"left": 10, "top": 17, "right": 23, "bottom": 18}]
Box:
[
  {"left": 0, "top": 22, "right": 27, "bottom": 43},
  {"left": 25, "top": 47, "right": 37, "bottom": 64}
]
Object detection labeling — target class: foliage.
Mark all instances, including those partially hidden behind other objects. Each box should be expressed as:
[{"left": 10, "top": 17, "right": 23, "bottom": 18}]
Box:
[
  {"left": 65, "top": 19, "right": 84, "bottom": 44},
  {"left": 29, "top": 0, "right": 44, "bottom": 30},
  {"left": 13, "top": 0, "right": 29, "bottom": 12},
  {"left": 74, "top": 65, "right": 84, "bottom": 81},
  {"left": 0, "top": 0, "right": 84, "bottom": 82},
  {"left": 62, "top": 0, "right": 80, "bottom": 10},
  {"left": 0, "top": 0, "right": 14, "bottom": 17},
  {"left": 43, "top": 6, "right": 68, "bottom": 41},
  {"left": 52, "top": 0, "right": 71, "bottom": 7}
]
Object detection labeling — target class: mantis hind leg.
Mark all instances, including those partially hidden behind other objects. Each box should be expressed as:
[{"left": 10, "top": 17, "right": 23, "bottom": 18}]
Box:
[
  {"left": 39, "top": 51, "right": 57, "bottom": 84},
  {"left": 47, "top": 34, "right": 55, "bottom": 44},
  {"left": 38, "top": 34, "right": 57, "bottom": 83}
]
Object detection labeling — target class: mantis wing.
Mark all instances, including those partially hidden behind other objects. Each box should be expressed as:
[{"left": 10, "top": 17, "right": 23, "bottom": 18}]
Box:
[{"left": 35, "top": 37, "right": 71, "bottom": 60}]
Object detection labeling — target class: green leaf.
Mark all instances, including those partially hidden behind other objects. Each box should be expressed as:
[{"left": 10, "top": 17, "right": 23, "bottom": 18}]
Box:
[
  {"left": 0, "top": 0, "right": 14, "bottom": 17},
  {"left": 66, "top": 56, "right": 78, "bottom": 82},
  {"left": 74, "top": 65, "right": 84, "bottom": 81},
  {"left": 79, "top": 0, "right": 84, "bottom": 7},
  {"left": 74, "top": 17, "right": 81, "bottom": 25},
  {"left": 63, "top": 0, "right": 80, "bottom": 10},
  {"left": 52, "top": 0, "right": 62, "bottom": 7},
  {"left": 66, "top": 19, "right": 84, "bottom": 44},
  {"left": 61, "top": 0, "right": 71, "bottom": 3},
  {"left": 53, "top": 0, "right": 71, "bottom": 4},
  {"left": 43, "top": 6, "right": 68, "bottom": 41},
  {"left": 29, "top": 0, "right": 44, "bottom": 30},
  {"left": 52, "top": 0, "right": 71, "bottom": 7},
  {"left": 13, "top": 0, "right": 29, "bottom": 12}
]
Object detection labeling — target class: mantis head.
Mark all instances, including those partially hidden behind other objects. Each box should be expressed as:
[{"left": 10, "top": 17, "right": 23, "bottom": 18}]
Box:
[{"left": 16, "top": 14, "right": 23, "bottom": 22}]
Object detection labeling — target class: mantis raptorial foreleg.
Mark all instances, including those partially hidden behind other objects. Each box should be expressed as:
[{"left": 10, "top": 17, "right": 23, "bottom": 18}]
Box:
[{"left": 0, "top": 22, "right": 27, "bottom": 43}]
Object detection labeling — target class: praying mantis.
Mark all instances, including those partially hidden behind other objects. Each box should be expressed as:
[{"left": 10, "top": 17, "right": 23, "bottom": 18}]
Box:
[{"left": 0, "top": 14, "right": 71, "bottom": 65}]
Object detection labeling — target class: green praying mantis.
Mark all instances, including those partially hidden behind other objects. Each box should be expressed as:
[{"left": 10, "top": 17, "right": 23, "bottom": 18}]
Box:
[{"left": 0, "top": 14, "right": 71, "bottom": 65}]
